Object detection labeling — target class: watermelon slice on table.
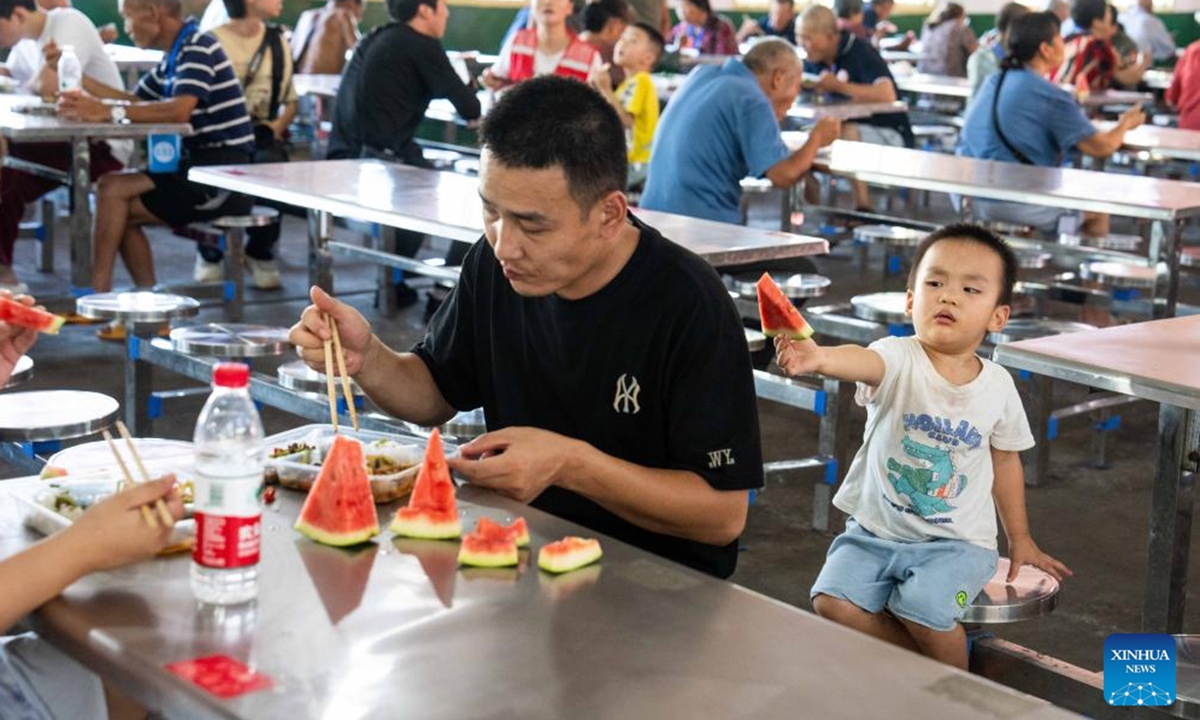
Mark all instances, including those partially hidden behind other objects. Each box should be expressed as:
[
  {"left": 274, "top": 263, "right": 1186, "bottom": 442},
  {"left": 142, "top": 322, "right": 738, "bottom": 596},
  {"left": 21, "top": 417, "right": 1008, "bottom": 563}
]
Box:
[
  {"left": 476, "top": 516, "right": 530, "bottom": 548},
  {"left": 538, "top": 536, "right": 603, "bottom": 574},
  {"left": 458, "top": 531, "right": 518, "bottom": 568},
  {"left": 294, "top": 435, "right": 380, "bottom": 546},
  {"left": 756, "top": 272, "right": 814, "bottom": 340},
  {"left": 390, "top": 429, "right": 462, "bottom": 539},
  {"left": 0, "top": 296, "right": 63, "bottom": 335}
]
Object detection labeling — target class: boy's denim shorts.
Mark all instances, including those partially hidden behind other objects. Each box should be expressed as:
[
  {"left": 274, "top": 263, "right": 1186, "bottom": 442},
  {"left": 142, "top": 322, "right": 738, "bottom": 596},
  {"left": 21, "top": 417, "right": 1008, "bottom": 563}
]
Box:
[
  {"left": 811, "top": 519, "right": 998, "bottom": 631},
  {"left": 0, "top": 632, "right": 106, "bottom": 720}
]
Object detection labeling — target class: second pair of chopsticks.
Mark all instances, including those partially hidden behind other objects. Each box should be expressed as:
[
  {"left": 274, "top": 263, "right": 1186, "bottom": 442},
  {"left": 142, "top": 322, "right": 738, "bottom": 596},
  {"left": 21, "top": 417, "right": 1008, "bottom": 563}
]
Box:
[
  {"left": 103, "top": 420, "right": 174, "bottom": 529},
  {"left": 322, "top": 313, "right": 359, "bottom": 433}
]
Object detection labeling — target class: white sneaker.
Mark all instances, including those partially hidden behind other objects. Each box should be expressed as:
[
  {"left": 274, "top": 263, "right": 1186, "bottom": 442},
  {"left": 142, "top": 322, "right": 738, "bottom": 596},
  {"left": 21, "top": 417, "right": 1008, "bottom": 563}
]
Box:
[
  {"left": 194, "top": 256, "right": 224, "bottom": 283},
  {"left": 245, "top": 256, "right": 282, "bottom": 290}
]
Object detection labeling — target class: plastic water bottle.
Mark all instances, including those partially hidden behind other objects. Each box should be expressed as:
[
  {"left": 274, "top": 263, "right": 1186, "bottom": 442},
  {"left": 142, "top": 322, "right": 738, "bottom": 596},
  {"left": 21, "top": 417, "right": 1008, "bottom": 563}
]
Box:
[
  {"left": 57, "top": 45, "right": 81, "bottom": 95},
  {"left": 191, "top": 362, "right": 264, "bottom": 605}
]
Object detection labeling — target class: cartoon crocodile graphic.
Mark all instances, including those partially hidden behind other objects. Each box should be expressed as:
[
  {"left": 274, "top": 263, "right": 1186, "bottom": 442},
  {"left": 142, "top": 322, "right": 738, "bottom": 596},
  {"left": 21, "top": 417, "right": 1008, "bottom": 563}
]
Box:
[{"left": 886, "top": 436, "right": 968, "bottom": 517}]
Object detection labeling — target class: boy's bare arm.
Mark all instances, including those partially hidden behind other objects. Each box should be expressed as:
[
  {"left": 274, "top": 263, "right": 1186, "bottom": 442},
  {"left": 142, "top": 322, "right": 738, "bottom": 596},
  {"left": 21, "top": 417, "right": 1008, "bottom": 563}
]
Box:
[
  {"left": 991, "top": 447, "right": 1072, "bottom": 582},
  {"left": 774, "top": 335, "right": 885, "bottom": 386}
]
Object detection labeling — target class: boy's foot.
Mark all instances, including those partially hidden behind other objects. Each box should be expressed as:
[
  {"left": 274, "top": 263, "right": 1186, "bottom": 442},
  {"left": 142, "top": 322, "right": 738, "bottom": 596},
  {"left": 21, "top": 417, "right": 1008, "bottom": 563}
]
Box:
[
  {"left": 194, "top": 256, "right": 224, "bottom": 283},
  {"left": 245, "top": 257, "right": 282, "bottom": 290}
]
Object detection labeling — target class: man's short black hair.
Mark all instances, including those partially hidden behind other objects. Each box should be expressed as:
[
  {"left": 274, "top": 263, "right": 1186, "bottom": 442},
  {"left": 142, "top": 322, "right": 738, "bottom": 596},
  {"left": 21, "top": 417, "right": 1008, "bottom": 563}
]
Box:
[
  {"left": 582, "top": 0, "right": 630, "bottom": 33},
  {"left": 834, "top": 0, "right": 864, "bottom": 20},
  {"left": 0, "top": 0, "right": 35, "bottom": 20},
  {"left": 222, "top": 0, "right": 246, "bottom": 19},
  {"left": 906, "top": 223, "right": 1019, "bottom": 306},
  {"left": 1070, "top": 0, "right": 1108, "bottom": 32},
  {"left": 387, "top": 0, "right": 436, "bottom": 23},
  {"left": 631, "top": 21, "right": 666, "bottom": 61},
  {"left": 479, "top": 76, "right": 627, "bottom": 213}
]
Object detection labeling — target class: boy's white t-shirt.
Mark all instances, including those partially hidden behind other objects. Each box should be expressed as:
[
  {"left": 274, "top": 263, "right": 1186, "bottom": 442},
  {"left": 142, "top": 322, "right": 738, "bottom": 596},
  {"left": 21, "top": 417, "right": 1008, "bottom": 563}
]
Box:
[{"left": 832, "top": 335, "right": 1035, "bottom": 550}]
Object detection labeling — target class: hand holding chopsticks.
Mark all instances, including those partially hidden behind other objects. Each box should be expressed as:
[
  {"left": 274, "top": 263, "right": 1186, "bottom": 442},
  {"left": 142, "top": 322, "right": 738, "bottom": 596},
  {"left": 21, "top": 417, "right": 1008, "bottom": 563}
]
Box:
[
  {"left": 322, "top": 312, "right": 359, "bottom": 433},
  {"left": 103, "top": 421, "right": 176, "bottom": 529}
]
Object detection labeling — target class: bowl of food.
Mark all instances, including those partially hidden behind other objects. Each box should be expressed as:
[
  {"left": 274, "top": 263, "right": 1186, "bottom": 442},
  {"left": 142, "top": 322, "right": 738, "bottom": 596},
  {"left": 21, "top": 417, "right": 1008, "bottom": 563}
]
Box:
[{"left": 264, "top": 425, "right": 433, "bottom": 503}]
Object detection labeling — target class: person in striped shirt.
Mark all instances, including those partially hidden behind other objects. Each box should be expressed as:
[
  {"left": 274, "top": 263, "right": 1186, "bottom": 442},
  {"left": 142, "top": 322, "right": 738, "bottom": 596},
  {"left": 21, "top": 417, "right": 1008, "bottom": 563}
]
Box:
[{"left": 57, "top": 0, "right": 255, "bottom": 299}]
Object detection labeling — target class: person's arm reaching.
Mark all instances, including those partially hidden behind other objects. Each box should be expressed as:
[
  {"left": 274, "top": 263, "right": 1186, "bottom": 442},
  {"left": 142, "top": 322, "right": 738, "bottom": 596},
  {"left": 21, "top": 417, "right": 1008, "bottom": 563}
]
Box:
[
  {"left": 774, "top": 334, "right": 887, "bottom": 386},
  {"left": 0, "top": 478, "right": 184, "bottom": 632},
  {"left": 289, "top": 286, "right": 459, "bottom": 426},
  {"left": 58, "top": 92, "right": 198, "bottom": 123},
  {"left": 448, "top": 428, "right": 750, "bottom": 546},
  {"left": 765, "top": 116, "right": 840, "bottom": 186},
  {"left": 1078, "top": 102, "right": 1144, "bottom": 157},
  {"left": 991, "top": 446, "right": 1071, "bottom": 582}
]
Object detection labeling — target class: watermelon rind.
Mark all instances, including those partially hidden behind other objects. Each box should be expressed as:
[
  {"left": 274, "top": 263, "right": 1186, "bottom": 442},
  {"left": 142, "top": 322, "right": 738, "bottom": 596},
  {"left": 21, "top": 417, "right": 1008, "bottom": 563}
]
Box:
[
  {"left": 295, "top": 520, "right": 379, "bottom": 547},
  {"left": 390, "top": 508, "right": 462, "bottom": 539},
  {"left": 537, "top": 537, "right": 603, "bottom": 574},
  {"left": 457, "top": 537, "right": 519, "bottom": 568}
]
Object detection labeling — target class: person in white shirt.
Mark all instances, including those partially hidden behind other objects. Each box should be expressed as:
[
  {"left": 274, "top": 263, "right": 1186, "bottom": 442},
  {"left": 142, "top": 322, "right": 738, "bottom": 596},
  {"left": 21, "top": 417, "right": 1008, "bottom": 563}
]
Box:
[
  {"left": 0, "top": 0, "right": 128, "bottom": 291},
  {"left": 198, "top": 0, "right": 229, "bottom": 31},
  {"left": 1118, "top": 0, "right": 1175, "bottom": 62},
  {"left": 775, "top": 223, "right": 1070, "bottom": 670}
]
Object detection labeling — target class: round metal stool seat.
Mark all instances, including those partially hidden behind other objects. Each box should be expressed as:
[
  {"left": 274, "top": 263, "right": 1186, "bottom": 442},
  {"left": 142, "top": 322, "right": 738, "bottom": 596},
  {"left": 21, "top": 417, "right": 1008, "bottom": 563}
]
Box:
[
  {"left": 439, "top": 408, "right": 486, "bottom": 441},
  {"left": 962, "top": 557, "right": 1059, "bottom": 624},
  {"left": 423, "top": 149, "right": 464, "bottom": 170},
  {"left": 987, "top": 318, "right": 1096, "bottom": 345},
  {"left": 852, "top": 224, "right": 925, "bottom": 247},
  {"left": 3, "top": 355, "right": 33, "bottom": 389},
  {"left": 851, "top": 292, "right": 910, "bottom": 325},
  {"left": 277, "top": 359, "right": 362, "bottom": 396},
  {"left": 1182, "top": 246, "right": 1200, "bottom": 268},
  {"left": 1079, "top": 261, "right": 1157, "bottom": 289},
  {"left": 728, "top": 272, "right": 830, "bottom": 300},
  {"left": 171, "top": 324, "right": 289, "bottom": 358},
  {"left": 211, "top": 205, "right": 280, "bottom": 229},
  {"left": 0, "top": 390, "right": 119, "bottom": 442},
  {"left": 744, "top": 328, "right": 767, "bottom": 352},
  {"left": 76, "top": 292, "right": 200, "bottom": 323},
  {"left": 453, "top": 158, "right": 480, "bottom": 176},
  {"left": 1014, "top": 248, "right": 1052, "bottom": 270}
]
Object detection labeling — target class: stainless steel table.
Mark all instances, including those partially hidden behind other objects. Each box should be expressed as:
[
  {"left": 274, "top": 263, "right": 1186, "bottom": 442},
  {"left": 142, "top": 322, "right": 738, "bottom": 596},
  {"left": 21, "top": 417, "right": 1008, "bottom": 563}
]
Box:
[
  {"left": 1144, "top": 69, "right": 1172, "bottom": 91},
  {"left": 993, "top": 315, "right": 1200, "bottom": 633},
  {"left": 1075, "top": 88, "right": 1155, "bottom": 108},
  {"left": 0, "top": 476, "right": 1084, "bottom": 720},
  {"left": 788, "top": 98, "right": 909, "bottom": 122},
  {"left": 1101, "top": 122, "right": 1200, "bottom": 163},
  {"left": 102, "top": 43, "right": 163, "bottom": 90},
  {"left": 0, "top": 95, "right": 192, "bottom": 291},
  {"left": 894, "top": 72, "right": 973, "bottom": 99},
  {"left": 188, "top": 160, "right": 829, "bottom": 299},
  {"left": 815, "top": 139, "right": 1200, "bottom": 316}
]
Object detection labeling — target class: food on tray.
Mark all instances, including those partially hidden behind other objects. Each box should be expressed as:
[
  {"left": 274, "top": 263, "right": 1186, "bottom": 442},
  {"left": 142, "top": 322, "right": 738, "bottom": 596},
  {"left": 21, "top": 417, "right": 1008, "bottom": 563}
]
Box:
[
  {"left": 538, "top": 536, "right": 603, "bottom": 574},
  {"left": 757, "top": 272, "right": 814, "bottom": 340},
  {"left": 457, "top": 517, "right": 528, "bottom": 568},
  {"left": 37, "top": 487, "right": 86, "bottom": 521},
  {"left": 390, "top": 429, "right": 461, "bottom": 539},
  {"left": 295, "top": 435, "right": 380, "bottom": 547},
  {"left": 28, "top": 477, "right": 194, "bottom": 554},
  {"left": 269, "top": 442, "right": 315, "bottom": 462},
  {"left": 0, "top": 296, "right": 65, "bottom": 334},
  {"left": 267, "top": 432, "right": 420, "bottom": 503}
]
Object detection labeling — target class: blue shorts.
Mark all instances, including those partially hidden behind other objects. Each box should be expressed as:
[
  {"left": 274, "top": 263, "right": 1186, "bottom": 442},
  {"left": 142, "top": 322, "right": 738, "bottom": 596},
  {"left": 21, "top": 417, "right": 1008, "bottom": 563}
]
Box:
[{"left": 810, "top": 519, "right": 998, "bottom": 631}]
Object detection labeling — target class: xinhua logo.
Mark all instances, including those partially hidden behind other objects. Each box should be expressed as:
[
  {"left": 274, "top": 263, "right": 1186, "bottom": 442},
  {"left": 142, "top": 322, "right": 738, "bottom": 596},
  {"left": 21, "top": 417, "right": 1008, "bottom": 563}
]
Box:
[{"left": 1104, "top": 634, "right": 1175, "bottom": 707}]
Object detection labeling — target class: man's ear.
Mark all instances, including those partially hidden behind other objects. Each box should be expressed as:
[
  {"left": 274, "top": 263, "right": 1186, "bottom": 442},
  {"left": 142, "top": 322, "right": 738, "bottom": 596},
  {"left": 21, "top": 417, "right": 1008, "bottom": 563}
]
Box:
[{"left": 596, "top": 189, "right": 628, "bottom": 237}]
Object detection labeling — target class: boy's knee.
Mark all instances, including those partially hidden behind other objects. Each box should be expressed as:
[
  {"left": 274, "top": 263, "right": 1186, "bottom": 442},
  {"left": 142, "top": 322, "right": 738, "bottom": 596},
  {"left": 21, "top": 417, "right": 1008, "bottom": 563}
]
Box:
[{"left": 812, "top": 593, "right": 859, "bottom": 622}]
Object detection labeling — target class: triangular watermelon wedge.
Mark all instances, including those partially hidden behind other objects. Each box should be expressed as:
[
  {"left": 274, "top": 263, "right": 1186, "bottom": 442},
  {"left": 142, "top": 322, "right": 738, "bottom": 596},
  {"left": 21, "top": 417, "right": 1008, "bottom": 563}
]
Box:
[
  {"left": 0, "top": 296, "right": 63, "bottom": 334},
  {"left": 757, "top": 272, "right": 814, "bottom": 340},
  {"left": 390, "top": 429, "right": 462, "bottom": 539},
  {"left": 295, "top": 435, "right": 380, "bottom": 546}
]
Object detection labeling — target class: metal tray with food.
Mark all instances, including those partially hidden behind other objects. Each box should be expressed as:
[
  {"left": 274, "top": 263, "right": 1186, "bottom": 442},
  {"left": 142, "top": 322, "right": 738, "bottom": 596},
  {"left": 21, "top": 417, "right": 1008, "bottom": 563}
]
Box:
[
  {"left": 264, "top": 425, "right": 446, "bottom": 504},
  {"left": 13, "top": 476, "right": 195, "bottom": 555}
]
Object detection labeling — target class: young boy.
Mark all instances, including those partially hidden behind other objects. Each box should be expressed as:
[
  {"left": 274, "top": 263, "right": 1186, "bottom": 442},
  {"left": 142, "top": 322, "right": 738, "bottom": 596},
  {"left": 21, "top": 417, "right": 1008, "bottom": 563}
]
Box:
[
  {"left": 588, "top": 21, "right": 665, "bottom": 185},
  {"left": 774, "top": 223, "right": 1071, "bottom": 669}
]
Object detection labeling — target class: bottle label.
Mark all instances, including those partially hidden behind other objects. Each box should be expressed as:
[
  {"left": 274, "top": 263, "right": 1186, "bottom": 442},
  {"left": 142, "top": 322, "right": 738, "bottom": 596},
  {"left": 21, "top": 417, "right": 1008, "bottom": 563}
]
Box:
[{"left": 193, "top": 472, "right": 261, "bottom": 569}]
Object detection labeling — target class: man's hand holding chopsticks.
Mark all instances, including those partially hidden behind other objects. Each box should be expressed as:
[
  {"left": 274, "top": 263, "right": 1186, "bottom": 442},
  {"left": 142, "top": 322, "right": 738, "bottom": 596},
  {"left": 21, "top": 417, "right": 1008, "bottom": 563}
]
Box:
[{"left": 290, "top": 286, "right": 375, "bottom": 377}]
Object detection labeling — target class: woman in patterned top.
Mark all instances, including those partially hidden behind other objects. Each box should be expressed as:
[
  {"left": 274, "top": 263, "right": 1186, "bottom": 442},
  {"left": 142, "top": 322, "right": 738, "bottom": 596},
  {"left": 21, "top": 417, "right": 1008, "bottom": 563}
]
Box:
[
  {"left": 669, "top": 0, "right": 737, "bottom": 55},
  {"left": 1052, "top": 0, "right": 1146, "bottom": 91}
]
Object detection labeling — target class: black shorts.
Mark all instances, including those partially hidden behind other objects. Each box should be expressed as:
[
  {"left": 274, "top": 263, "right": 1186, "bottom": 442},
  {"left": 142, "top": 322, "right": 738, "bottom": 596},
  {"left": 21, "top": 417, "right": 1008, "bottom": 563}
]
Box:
[{"left": 140, "top": 147, "right": 254, "bottom": 228}]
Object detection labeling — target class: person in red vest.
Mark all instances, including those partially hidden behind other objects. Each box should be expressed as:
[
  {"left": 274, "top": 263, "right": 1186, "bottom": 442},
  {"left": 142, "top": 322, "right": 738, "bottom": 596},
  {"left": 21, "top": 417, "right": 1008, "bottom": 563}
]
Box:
[{"left": 482, "top": 0, "right": 602, "bottom": 87}]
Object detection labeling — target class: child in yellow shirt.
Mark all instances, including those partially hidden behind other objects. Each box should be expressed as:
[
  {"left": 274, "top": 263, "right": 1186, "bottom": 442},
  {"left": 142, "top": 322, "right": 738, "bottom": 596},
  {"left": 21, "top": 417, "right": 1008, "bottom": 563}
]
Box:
[{"left": 589, "top": 22, "right": 666, "bottom": 186}]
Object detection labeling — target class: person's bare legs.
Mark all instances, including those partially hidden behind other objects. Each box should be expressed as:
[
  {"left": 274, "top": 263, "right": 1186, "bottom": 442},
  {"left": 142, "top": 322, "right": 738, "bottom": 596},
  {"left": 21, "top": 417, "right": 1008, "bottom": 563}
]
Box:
[
  {"left": 812, "top": 594, "right": 919, "bottom": 651},
  {"left": 898, "top": 616, "right": 969, "bottom": 670},
  {"left": 92, "top": 171, "right": 155, "bottom": 292},
  {"left": 1080, "top": 211, "right": 1110, "bottom": 238},
  {"left": 841, "top": 123, "right": 873, "bottom": 210},
  {"left": 117, "top": 197, "right": 161, "bottom": 289}
]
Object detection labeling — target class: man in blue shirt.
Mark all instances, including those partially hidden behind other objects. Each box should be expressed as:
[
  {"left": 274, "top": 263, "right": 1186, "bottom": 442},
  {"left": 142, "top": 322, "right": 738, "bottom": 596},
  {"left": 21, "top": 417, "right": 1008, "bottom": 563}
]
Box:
[
  {"left": 799, "top": 3, "right": 912, "bottom": 212},
  {"left": 641, "top": 39, "right": 838, "bottom": 225},
  {"left": 736, "top": 0, "right": 796, "bottom": 45},
  {"left": 958, "top": 11, "right": 1144, "bottom": 237},
  {"left": 58, "top": 0, "right": 255, "bottom": 298}
]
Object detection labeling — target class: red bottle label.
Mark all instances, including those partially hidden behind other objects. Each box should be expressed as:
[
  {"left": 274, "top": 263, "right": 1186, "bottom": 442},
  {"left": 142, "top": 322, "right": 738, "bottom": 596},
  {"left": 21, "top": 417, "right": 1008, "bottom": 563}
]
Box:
[{"left": 193, "top": 513, "right": 261, "bottom": 569}]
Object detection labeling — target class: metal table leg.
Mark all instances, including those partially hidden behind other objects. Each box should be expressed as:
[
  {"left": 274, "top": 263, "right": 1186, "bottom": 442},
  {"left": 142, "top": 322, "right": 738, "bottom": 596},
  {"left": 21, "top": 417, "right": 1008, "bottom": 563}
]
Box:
[
  {"left": 124, "top": 325, "right": 156, "bottom": 437},
  {"left": 1019, "top": 373, "right": 1053, "bottom": 486},
  {"left": 308, "top": 209, "right": 333, "bottom": 293},
  {"left": 1143, "top": 404, "right": 1198, "bottom": 632},
  {"left": 377, "top": 226, "right": 398, "bottom": 317},
  {"left": 1150, "top": 218, "right": 1185, "bottom": 318},
  {"left": 70, "top": 137, "right": 92, "bottom": 291}
]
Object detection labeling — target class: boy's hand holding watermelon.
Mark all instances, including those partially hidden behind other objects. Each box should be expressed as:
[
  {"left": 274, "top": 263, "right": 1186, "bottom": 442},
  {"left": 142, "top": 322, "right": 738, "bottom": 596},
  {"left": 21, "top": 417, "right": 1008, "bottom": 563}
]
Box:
[{"left": 773, "top": 335, "right": 826, "bottom": 377}]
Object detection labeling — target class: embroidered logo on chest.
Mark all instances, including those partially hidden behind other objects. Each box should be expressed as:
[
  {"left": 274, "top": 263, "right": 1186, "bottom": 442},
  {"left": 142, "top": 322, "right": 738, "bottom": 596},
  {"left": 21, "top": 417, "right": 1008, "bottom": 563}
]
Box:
[{"left": 613, "top": 374, "right": 641, "bottom": 414}]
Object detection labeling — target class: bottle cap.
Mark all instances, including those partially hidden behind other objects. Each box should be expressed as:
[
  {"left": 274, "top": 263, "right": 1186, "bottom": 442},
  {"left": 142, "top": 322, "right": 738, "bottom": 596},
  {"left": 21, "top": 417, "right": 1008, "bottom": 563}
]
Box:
[{"left": 213, "top": 362, "right": 250, "bottom": 388}]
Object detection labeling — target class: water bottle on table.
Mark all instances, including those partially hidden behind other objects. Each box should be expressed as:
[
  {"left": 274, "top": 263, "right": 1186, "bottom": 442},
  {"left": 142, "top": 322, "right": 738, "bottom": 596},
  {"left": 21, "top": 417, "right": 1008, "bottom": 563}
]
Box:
[
  {"left": 57, "top": 45, "right": 81, "bottom": 95},
  {"left": 191, "top": 363, "right": 265, "bottom": 605}
]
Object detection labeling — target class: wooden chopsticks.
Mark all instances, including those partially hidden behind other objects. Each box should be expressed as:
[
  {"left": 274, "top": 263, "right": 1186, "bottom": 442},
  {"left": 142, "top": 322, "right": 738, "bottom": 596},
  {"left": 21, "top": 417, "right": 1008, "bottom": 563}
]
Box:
[
  {"left": 322, "top": 313, "right": 359, "bottom": 433},
  {"left": 103, "top": 420, "right": 175, "bottom": 529}
]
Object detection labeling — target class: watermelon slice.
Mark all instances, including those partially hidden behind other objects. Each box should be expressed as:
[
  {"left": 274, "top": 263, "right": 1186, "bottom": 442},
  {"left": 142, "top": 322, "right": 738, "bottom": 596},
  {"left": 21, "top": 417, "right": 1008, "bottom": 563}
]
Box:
[
  {"left": 756, "top": 272, "right": 814, "bottom": 340},
  {"left": 0, "top": 296, "right": 63, "bottom": 335},
  {"left": 458, "top": 532, "right": 518, "bottom": 568},
  {"left": 294, "top": 435, "right": 380, "bottom": 546},
  {"left": 476, "top": 516, "right": 530, "bottom": 548},
  {"left": 538, "top": 536, "right": 603, "bottom": 574},
  {"left": 390, "top": 429, "right": 462, "bottom": 539}
]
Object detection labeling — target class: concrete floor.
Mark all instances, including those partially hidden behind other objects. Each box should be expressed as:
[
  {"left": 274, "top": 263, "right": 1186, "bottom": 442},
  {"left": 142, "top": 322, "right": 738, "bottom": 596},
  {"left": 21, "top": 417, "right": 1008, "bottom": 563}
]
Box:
[{"left": 3, "top": 190, "right": 1198, "bottom": 676}]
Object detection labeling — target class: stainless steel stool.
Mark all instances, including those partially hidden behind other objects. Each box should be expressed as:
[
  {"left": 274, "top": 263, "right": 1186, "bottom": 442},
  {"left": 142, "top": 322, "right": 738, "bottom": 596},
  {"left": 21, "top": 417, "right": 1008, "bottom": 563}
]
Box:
[
  {"left": 851, "top": 292, "right": 912, "bottom": 335},
  {"left": 851, "top": 225, "right": 925, "bottom": 280},
  {"left": 277, "top": 359, "right": 364, "bottom": 418},
  {"left": 0, "top": 389, "right": 120, "bottom": 474},
  {"left": 728, "top": 271, "right": 831, "bottom": 301},
  {"left": 963, "top": 558, "right": 1059, "bottom": 623},
  {"left": 171, "top": 323, "right": 290, "bottom": 358},
  {"left": 1079, "top": 260, "right": 1158, "bottom": 302},
  {"left": 423, "top": 148, "right": 464, "bottom": 170},
  {"left": 77, "top": 292, "right": 200, "bottom": 436},
  {"left": 1014, "top": 248, "right": 1052, "bottom": 270}
]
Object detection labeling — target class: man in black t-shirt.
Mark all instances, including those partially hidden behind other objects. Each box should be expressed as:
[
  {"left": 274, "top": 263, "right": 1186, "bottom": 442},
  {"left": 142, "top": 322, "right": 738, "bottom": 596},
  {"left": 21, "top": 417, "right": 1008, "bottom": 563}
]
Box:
[{"left": 291, "top": 77, "right": 764, "bottom": 579}]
